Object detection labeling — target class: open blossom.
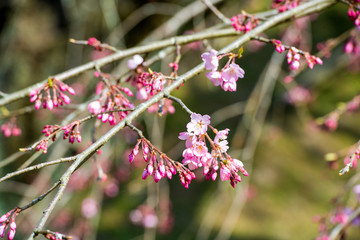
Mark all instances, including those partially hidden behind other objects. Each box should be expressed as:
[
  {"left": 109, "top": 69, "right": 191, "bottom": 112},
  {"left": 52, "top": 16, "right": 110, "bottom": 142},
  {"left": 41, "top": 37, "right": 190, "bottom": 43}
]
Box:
[
  {"left": 186, "top": 113, "right": 211, "bottom": 135},
  {"left": 201, "top": 49, "right": 219, "bottom": 71},
  {"left": 128, "top": 54, "right": 144, "bottom": 69},
  {"left": 221, "top": 63, "right": 245, "bottom": 92},
  {"left": 202, "top": 49, "right": 245, "bottom": 92}
]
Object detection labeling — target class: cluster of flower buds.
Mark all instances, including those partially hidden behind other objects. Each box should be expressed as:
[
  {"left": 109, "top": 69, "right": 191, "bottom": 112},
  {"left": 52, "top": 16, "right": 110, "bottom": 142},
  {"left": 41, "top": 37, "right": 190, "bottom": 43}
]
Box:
[
  {"left": 0, "top": 209, "right": 19, "bottom": 240},
  {"left": 179, "top": 113, "right": 248, "bottom": 188},
  {"left": 201, "top": 49, "right": 245, "bottom": 92},
  {"left": 88, "top": 82, "right": 134, "bottom": 125},
  {"left": 129, "top": 138, "right": 195, "bottom": 188},
  {"left": 271, "top": 0, "right": 300, "bottom": 12},
  {"left": 286, "top": 47, "right": 301, "bottom": 70},
  {"left": 230, "top": 12, "right": 259, "bottom": 33},
  {"left": 62, "top": 121, "right": 82, "bottom": 143},
  {"left": 42, "top": 231, "right": 72, "bottom": 240},
  {"left": 0, "top": 118, "right": 21, "bottom": 137},
  {"left": 272, "top": 40, "right": 323, "bottom": 70},
  {"left": 126, "top": 55, "right": 176, "bottom": 115},
  {"left": 42, "top": 124, "right": 61, "bottom": 141},
  {"left": 30, "top": 78, "right": 75, "bottom": 110},
  {"left": 344, "top": 36, "right": 360, "bottom": 55},
  {"left": 347, "top": 2, "right": 360, "bottom": 26}
]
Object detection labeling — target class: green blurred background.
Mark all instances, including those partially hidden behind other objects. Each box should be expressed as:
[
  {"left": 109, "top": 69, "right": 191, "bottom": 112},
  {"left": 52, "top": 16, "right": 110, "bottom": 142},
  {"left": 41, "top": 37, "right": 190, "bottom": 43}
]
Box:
[{"left": 0, "top": 0, "right": 359, "bottom": 239}]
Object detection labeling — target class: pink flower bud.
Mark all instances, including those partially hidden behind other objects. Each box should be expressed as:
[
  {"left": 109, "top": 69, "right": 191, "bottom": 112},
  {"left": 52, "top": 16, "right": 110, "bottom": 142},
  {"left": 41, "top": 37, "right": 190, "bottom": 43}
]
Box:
[
  {"left": 30, "top": 94, "right": 37, "bottom": 102},
  {"left": 35, "top": 99, "right": 41, "bottom": 110},
  {"left": 0, "top": 223, "right": 6, "bottom": 238},
  {"left": 142, "top": 169, "right": 148, "bottom": 180},
  {"left": 289, "top": 61, "right": 300, "bottom": 70},
  {"left": 47, "top": 99, "right": 54, "bottom": 110},
  {"left": 30, "top": 89, "right": 38, "bottom": 97},
  {"left": 67, "top": 87, "right": 76, "bottom": 95},
  {"left": 9, "top": 222, "right": 16, "bottom": 230},
  {"left": 166, "top": 169, "right": 172, "bottom": 179},
  {"left": 0, "top": 215, "right": 7, "bottom": 223},
  {"left": 147, "top": 164, "right": 154, "bottom": 176},
  {"left": 8, "top": 228, "right": 16, "bottom": 240},
  {"left": 170, "top": 165, "right": 176, "bottom": 175},
  {"left": 120, "top": 87, "right": 133, "bottom": 97},
  {"left": 153, "top": 170, "right": 161, "bottom": 183},
  {"left": 60, "top": 93, "right": 71, "bottom": 104}
]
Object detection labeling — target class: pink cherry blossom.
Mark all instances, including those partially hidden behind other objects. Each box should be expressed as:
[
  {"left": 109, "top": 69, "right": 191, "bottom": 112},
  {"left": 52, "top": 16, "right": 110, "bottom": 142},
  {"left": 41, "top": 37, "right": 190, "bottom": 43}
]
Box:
[
  {"left": 201, "top": 49, "right": 219, "bottom": 71},
  {"left": 193, "top": 142, "right": 208, "bottom": 157},
  {"left": 178, "top": 132, "right": 196, "bottom": 148},
  {"left": 186, "top": 113, "right": 211, "bottom": 135},
  {"left": 205, "top": 71, "right": 222, "bottom": 86}
]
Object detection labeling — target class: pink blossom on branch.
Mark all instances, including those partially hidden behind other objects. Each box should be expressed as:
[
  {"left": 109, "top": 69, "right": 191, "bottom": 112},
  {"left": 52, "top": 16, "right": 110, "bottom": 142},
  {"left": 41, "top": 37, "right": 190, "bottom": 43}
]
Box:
[
  {"left": 201, "top": 49, "right": 219, "bottom": 71},
  {"left": 186, "top": 113, "right": 210, "bottom": 135},
  {"left": 202, "top": 49, "right": 245, "bottom": 92}
]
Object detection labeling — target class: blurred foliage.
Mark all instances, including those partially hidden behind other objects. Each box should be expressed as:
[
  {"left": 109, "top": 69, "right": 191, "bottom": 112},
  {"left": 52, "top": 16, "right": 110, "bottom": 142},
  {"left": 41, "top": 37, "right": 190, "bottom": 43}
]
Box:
[{"left": 1, "top": 0, "right": 360, "bottom": 239}]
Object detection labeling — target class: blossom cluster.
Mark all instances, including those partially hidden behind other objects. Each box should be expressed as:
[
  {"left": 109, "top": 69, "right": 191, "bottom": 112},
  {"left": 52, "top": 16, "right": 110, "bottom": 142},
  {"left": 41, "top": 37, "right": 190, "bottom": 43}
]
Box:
[
  {"left": 30, "top": 78, "right": 75, "bottom": 110},
  {"left": 88, "top": 74, "right": 134, "bottom": 125},
  {"left": 0, "top": 209, "right": 19, "bottom": 240},
  {"left": 271, "top": 0, "right": 300, "bottom": 12},
  {"left": 230, "top": 13, "right": 259, "bottom": 33},
  {"left": 179, "top": 113, "right": 248, "bottom": 188},
  {"left": 1, "top": 118, "right": 21, "bottom": 137},
  {"left": 34, "top": 120, "right": 83, "bottom": 154},
  {"left": 127, "top": 55, "right": 167, "bottom": 100},
  {"left": 201, "top": 49, "right": 245, "bottom": 92},
  {"left": 272, "top": 40, "right": 323, "bottom": 70},
  {"left": 347, "top": 2, "right": 360, "bottom": 26},
  {"left": 128, "top": 138, "right": 195, "bottom": 188},
  {"left": 126, "top": 55, "right": 175, "bottom": 115}
]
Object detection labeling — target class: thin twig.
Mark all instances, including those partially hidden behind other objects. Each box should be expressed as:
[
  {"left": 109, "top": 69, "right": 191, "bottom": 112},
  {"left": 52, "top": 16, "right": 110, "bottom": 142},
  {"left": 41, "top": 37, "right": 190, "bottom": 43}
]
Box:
[
  {"left": 164, "top": 94, "right": 193, "bottom": 115},
  {"left": 201, "top": 0, "right": 231, "bottom": 24},
  {"left": 19, "top": 181, "right": 61, "bottom": 212},
  {"left": 0, "top": 156, "right": 77, "bottom": 183},
  {"left": 26, "top": 0, "right": 338, "bottom": 238}
]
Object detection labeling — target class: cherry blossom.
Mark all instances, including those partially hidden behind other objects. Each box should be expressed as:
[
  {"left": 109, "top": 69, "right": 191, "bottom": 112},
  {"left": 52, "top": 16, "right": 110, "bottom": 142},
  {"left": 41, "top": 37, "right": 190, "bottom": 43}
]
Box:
[
  {"left": 186, "top": 113, "right": 210, "bottom": 135},
  {"left": 201, "top": 49, "right": 219, "bottom": 71}
]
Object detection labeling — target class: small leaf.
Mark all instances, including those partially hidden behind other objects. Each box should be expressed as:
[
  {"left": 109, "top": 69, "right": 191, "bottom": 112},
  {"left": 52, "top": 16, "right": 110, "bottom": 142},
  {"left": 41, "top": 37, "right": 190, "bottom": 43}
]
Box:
[{"left": 238, "top": 47, "right": 244, "bottom": 58}]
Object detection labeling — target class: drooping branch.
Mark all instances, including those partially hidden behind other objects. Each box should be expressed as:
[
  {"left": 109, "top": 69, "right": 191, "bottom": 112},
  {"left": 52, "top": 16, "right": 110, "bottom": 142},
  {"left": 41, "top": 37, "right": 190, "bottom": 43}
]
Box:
[{"left": 25, "top": 0, "right": 338, "bottom": 238}]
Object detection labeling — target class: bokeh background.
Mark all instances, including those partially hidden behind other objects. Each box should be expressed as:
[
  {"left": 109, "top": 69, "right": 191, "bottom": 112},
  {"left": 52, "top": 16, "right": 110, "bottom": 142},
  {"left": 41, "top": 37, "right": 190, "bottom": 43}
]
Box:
[{"left": 0, "top": 0, "right": 360, "bottom": 239}]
